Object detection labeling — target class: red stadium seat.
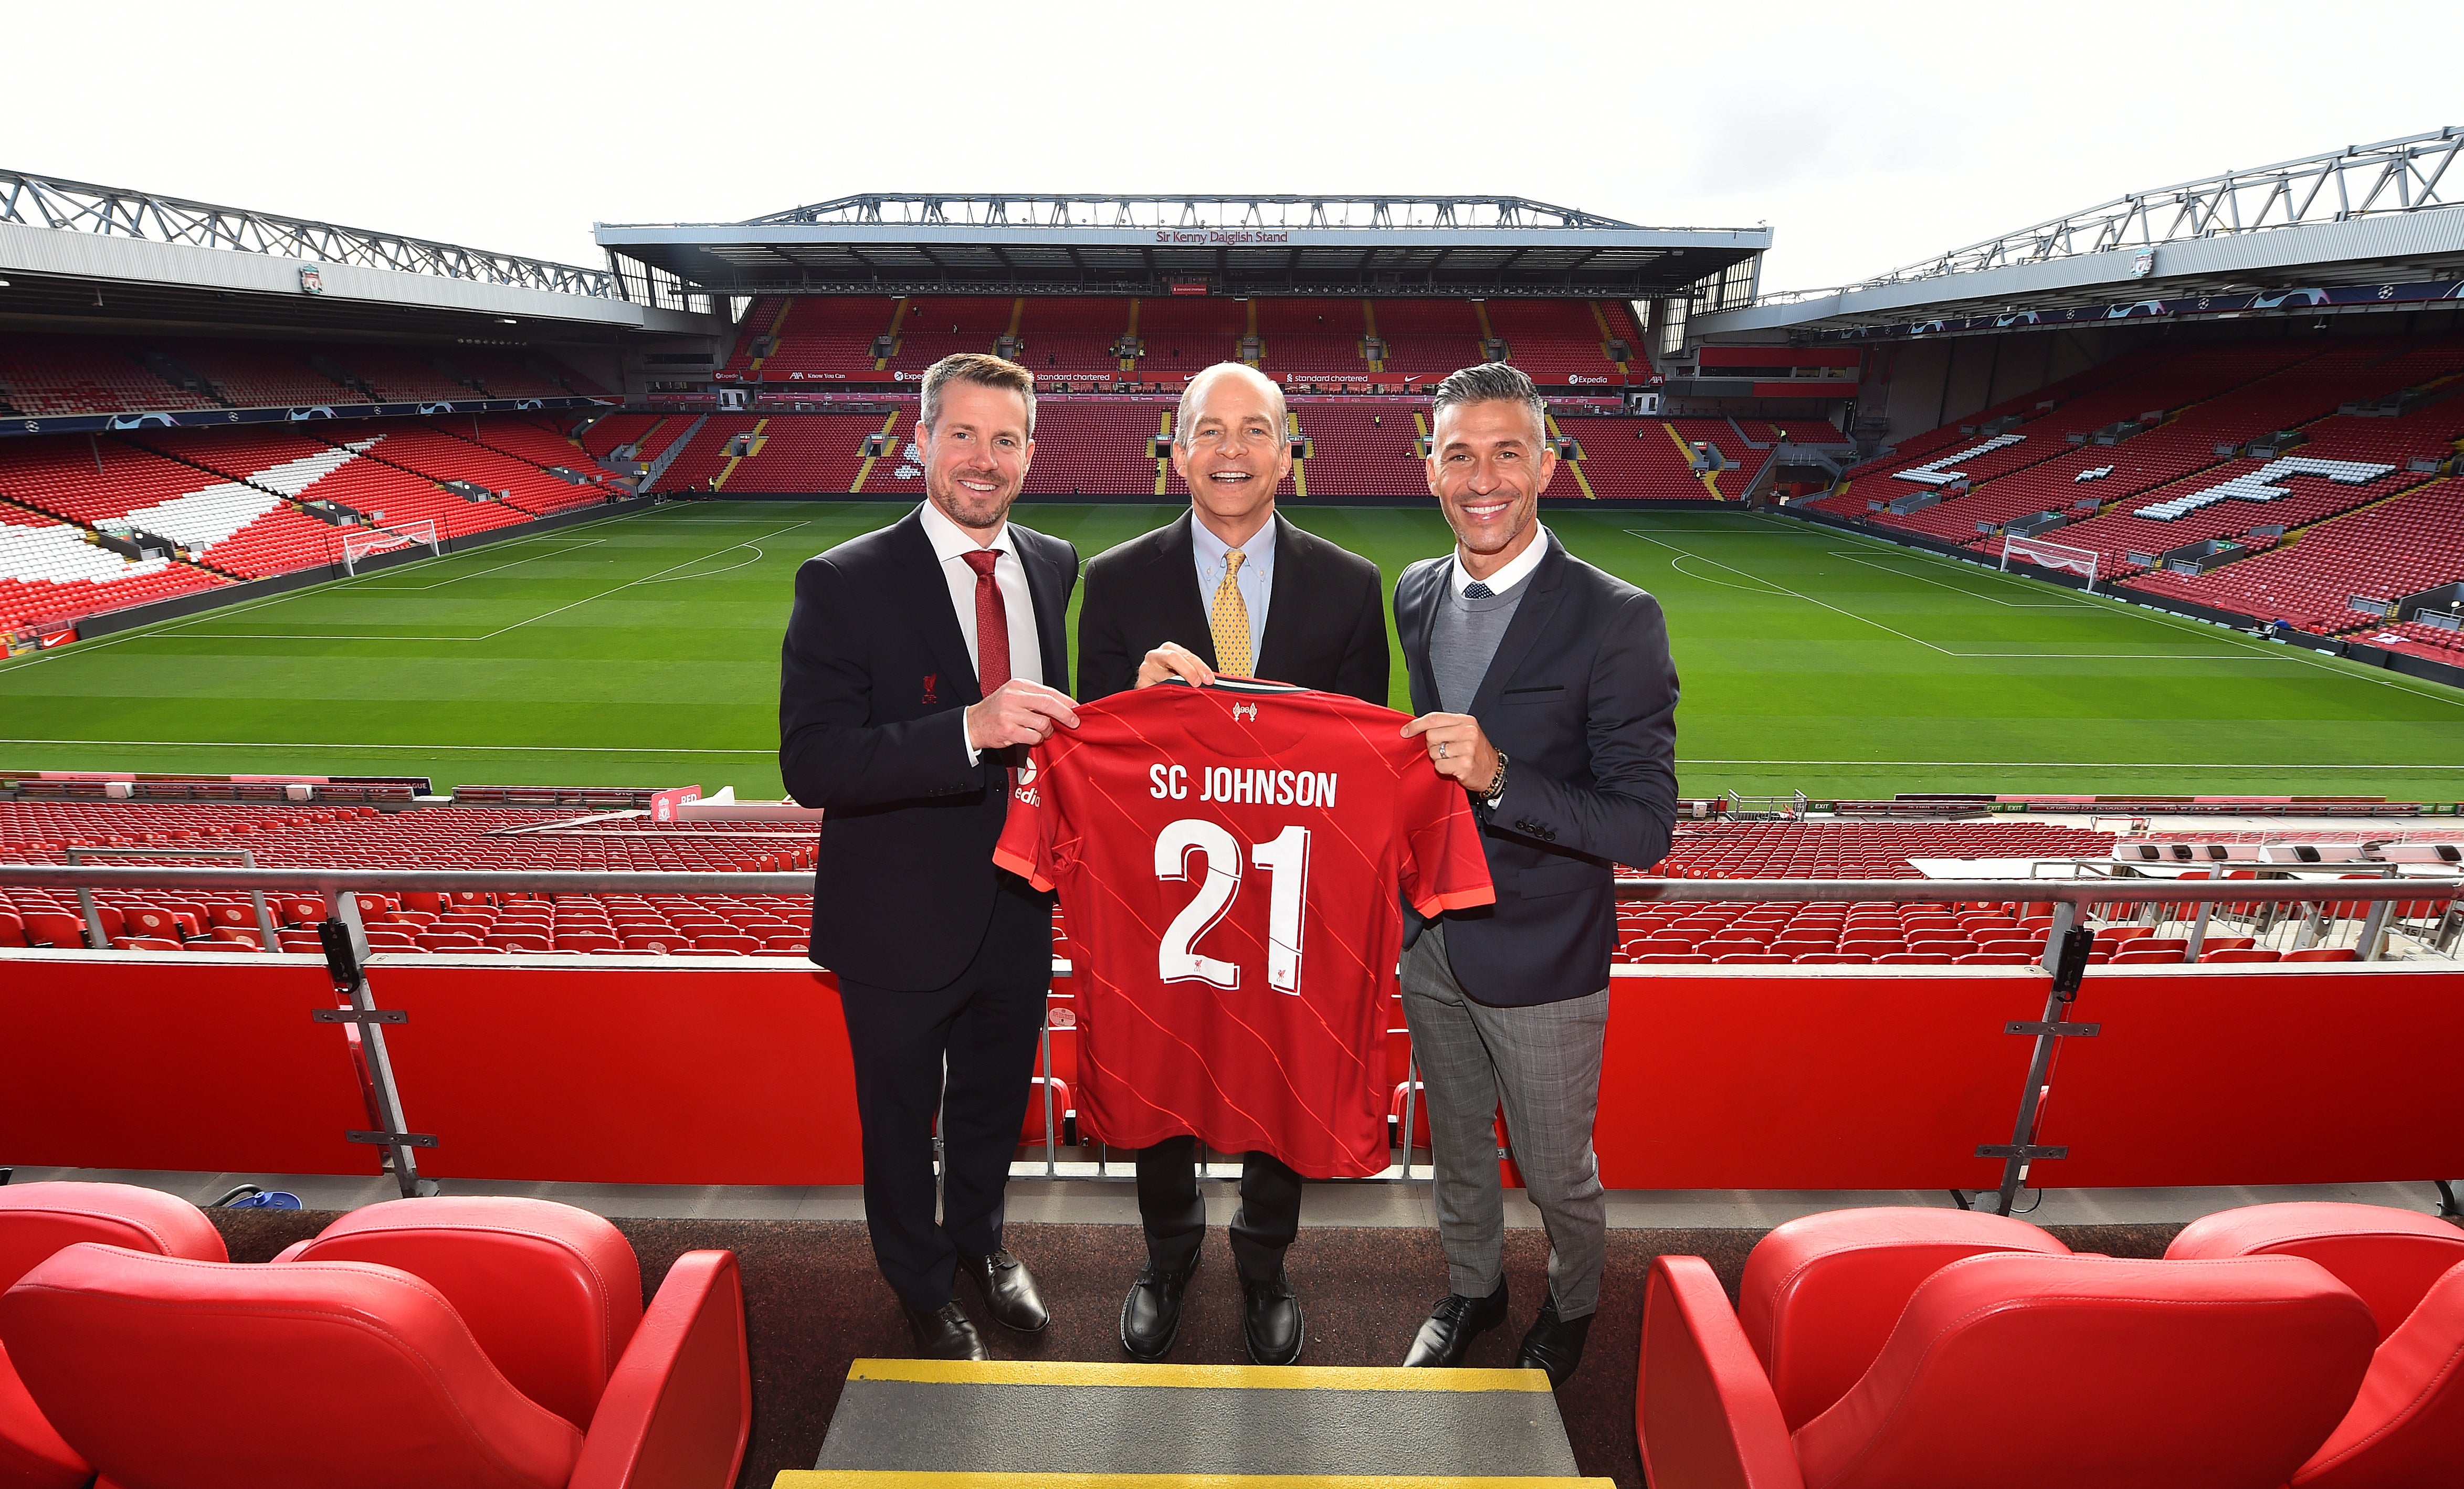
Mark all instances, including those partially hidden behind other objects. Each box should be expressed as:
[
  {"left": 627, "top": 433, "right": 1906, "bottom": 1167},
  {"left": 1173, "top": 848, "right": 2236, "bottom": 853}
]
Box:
[
  {"left": 1954, "top": 953, "right": 2033, "bottom": 965},
  {"left": 2166, "top": 1203, "right": 2464, "bottom": 1488},
  {"left": 1020, "top": 1077, "right": 1071, "bottom": 1143},
  {"left": 1716, "top": 954, "right": 1793, "bottom": 966},
  {"left": 2286, "top": 947, "right": 2359, "bottom": 963},
  {"left": 1642, "top": 1245, "right": 2377, "bottom": 1489},
  {"left": 0, "top": 1203, "right": 749, "bottom": 1488},
  {"left": 1736, "top": 1207, "right": 2071, "bottom": 1430},
  {"left": 1634, "top": 954, "right": 1714, "bottom": 965},
  {"left": 1793, "top": 953, "right": 1871, "bottom": 965},
  {"left": 2203, "top": 947, "right": 2282, "bottom": 963},
  {"left": 2166, "top": 1203, "right": 2464, "bottom": 1343},
  {"left": 1873, "top": 952, "right": 1952, "bottom": 965},
  {"left": 0, "top": 1182, "right": 228, "bottom": 1489},
  {"left": 19, "top": 913, "right": 85, "bottom": 949}
]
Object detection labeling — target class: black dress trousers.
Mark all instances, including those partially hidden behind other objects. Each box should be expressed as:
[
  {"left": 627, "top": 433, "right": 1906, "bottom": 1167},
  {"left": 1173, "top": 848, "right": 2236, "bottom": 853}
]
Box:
[
  {"left": 836, "top": 875, "right": 1051, "bottom": 1313},
  {"left": 1135, "top": 1137, "right": 1304, "bottom": 1286}
]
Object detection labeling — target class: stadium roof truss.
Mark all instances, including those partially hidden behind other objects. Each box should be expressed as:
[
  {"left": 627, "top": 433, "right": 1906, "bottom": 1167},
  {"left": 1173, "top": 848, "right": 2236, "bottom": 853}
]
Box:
[
  {"left": 595, "top": 194, "right": 1771, "bottom": 302},
  {"left": 1, "top": 169, "right": 618, "bottom": 298},
  {"left": 0, "top": 167, "right": 729, "bottom": 339},
  {"left": 1697, "top": 128, "right": 2464, "bottom": 341}
]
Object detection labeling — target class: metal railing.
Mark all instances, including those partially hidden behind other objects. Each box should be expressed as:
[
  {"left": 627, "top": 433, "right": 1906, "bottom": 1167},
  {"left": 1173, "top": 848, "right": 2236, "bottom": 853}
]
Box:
[{"left": 5, "top": 864, "right": 2458, "bottom": 1208}]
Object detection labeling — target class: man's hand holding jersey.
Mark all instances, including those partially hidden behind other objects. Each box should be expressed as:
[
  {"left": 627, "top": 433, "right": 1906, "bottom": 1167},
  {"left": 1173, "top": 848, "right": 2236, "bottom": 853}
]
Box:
[
  {"left": 1402, "top": 711, "right": 1502, "bottom": 797},
  {"left": 965, "top": 679, "right": 1080, "bottom": 751},
  {"left": 1134, "top": 640, "right": 1217, "bottom": 691}
]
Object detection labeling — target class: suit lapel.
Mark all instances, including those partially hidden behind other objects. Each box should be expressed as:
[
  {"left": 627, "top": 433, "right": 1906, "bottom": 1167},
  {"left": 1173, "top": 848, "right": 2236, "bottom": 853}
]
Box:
[
  {"left": 889, "top": 506, "right": 983, "bottom": 704},
  {"left": 1466, "top": 532, "right": 1567, "bottom": 718},
  {"left": 1162, "top": 511, "right": 1219, "bottom": 671},
  {"left": 1399, "top": 559, "right": 1444, "bottom": 716},
  {"left": 1013, "top": 525, "right": 1071, "bottom": 689},
  {"left": 1253, "top": 512, "right": 1301, "bottom": 681}
]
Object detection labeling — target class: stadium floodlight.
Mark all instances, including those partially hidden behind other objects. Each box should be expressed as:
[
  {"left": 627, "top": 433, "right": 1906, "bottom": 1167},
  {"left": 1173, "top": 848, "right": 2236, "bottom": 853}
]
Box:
[
  {"left": 2000, "top": 534, "right": 2100, "bottom": 592},
  {"left": 340, "top": 519, "right": 441, "bottom": 576}
]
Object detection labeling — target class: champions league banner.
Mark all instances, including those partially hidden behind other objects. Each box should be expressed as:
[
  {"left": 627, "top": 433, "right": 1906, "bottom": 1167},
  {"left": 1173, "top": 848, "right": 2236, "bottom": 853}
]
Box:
[
  {"left": 1814, "top": 279, "right": 2464, "bottom": 343},
  {"left": 3, "top": 394, "right": 616, "bottom": 440}
]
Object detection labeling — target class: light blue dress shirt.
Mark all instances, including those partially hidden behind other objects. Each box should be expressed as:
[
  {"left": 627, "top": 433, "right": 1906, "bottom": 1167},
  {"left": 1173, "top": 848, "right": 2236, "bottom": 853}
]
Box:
[{"left": 1189, "top": 513, "right": 1276, "bottom": 663}]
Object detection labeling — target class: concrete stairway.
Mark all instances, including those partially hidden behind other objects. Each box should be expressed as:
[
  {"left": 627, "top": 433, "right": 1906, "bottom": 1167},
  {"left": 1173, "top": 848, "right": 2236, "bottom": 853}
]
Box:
[{"left": 775, "top": 1359, "right": 1600, "bottom": 1487}]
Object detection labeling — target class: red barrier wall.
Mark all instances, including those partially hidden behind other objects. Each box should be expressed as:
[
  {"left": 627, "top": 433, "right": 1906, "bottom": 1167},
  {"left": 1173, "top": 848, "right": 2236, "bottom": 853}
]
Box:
[
  {"left": 2036, "top": 965, "right": 2464, "bottom": 1187},
  {"left": 366, "top": 957, "right": 863, "bottom": 1186},
  {"left": 1595, "top": 968, "right": 2040, "bottom": 1190},
  {"left": 1, "top": 951, "right": 371, "bottom": 1174},
  {"left": 4, "top": 953, "right": 2458, "bottom": 1192}
]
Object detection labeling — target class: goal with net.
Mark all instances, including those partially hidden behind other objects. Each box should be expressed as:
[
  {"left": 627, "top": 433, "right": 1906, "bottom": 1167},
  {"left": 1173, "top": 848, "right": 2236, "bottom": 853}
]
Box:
[
  {"left": 2000, "top": 533, "right": 2099, "bottom": 592},
  {"left": 339, "top": 520, "right": 441, "bottom": 576}
]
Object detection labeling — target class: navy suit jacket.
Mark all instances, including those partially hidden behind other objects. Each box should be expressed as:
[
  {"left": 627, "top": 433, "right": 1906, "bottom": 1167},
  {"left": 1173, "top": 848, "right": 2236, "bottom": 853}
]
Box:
[
  {"left": 779, "top": 504, "right": 1079, "bottom": 990},
  {"left": 1395, "top": 530, "right": 1679, "bottom": 1006},
  {"left": 1076, "top": 509, "right": 1388, "bottom": 705}
]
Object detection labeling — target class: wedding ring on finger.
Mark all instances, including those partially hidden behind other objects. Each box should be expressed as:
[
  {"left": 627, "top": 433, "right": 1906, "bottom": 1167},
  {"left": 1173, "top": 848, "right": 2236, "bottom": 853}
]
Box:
[{"left": 1435, "top": 742, "right": 1448, "bottom": 759}]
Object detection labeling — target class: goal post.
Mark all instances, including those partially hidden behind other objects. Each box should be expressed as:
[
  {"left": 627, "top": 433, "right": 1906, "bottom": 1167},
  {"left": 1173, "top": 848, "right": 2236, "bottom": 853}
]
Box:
[
  {"left": 339, "top": 519, "right": 441, "bottom": 576},
  {"left": 2000, "top": 533, "right": 2099, "bottom": 592}
]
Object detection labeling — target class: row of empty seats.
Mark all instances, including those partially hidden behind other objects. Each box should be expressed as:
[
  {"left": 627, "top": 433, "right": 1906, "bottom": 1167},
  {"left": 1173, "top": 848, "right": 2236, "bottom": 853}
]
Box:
[
  {"left": 1640, "top": 1200, "right": 2464, "bottom": 1488},
  {"left": 0, "top": 416, "right": 618, "bottom": 624},
  {"left": 0, "top": 1182, "right": 748, "bottom": 1488},
  {"left": 0, "top": 333, "right": 603, "bottom": 415},
  {"left": 718, "top": 294, "right": 1644, "bottom": 382}
]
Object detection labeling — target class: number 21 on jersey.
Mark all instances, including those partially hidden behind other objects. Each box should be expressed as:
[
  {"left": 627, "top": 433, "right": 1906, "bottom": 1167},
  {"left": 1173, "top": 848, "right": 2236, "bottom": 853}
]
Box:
[{"left": 1153, "top": 820, "right": 1310, "bottom": 996}]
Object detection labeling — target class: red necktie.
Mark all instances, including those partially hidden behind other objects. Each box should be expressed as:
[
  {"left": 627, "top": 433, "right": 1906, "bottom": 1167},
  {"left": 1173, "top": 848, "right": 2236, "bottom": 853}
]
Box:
[{"left": 962, "top": 548, "right": 1010, "bottom": 694}]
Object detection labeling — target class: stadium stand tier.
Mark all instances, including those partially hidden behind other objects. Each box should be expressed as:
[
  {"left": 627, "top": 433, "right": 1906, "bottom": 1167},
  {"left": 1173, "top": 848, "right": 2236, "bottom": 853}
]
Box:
[
  {"left": 0, "top": 333, "right": 602, "bottom": 414},
  {"left": 1811, "top": 332, "right": 2464, "bottom": 643}
]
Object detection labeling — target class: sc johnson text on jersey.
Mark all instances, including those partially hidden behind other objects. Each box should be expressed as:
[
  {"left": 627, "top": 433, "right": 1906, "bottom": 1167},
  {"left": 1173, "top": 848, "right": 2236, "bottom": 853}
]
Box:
[{"left": 1150, "top": 764, "right": 1340, "bottom": 809}]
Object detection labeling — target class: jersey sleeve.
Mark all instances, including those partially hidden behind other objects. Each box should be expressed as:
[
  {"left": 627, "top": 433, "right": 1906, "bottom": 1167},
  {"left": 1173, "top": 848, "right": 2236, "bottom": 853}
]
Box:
[
  {"left": 1397, "top": 760, "right": 1497, "bottom": 917},
  {"left": 991, "top": 743, "right": 1062, "bottom": 893}
]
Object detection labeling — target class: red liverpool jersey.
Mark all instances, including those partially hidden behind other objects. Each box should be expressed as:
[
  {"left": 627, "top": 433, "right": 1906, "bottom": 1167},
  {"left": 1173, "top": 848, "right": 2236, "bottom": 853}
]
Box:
[{"left": 993, "top": 678, "right": 1494, "bottom": 1178}]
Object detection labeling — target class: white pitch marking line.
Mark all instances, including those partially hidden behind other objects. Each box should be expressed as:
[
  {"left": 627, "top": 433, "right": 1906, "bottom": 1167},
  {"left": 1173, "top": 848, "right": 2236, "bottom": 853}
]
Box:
[
  {"left": 350, "top": 540, "right": 606, "bottom": 592},
  {"left": 1756, "top": 519, "right": 2464, "bottom": 710},
  {"left": 0, "top": 506, "right": 682, "bottom": 675},
  {"left": 1627, "top": 528, "right": 2266, "bottom": 660},
  {"left": 1822, "top": 551, "right": 2097, "bottom": 610}
]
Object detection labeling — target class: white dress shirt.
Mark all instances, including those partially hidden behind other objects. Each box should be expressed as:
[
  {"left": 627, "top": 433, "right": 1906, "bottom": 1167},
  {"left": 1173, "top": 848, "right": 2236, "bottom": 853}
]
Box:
[
  {"left": 1189, "top": 510, "right": 1277, "bottom": 662},
  {"left": 918, "top": 498, "right": 1041, "bottom": 764},
  {"left": 1449, "top": 522, "right": 1549, "bottom": 599}
]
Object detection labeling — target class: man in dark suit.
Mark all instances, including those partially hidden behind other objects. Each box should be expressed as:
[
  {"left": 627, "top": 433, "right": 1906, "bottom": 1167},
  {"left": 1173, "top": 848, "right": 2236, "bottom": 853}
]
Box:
[
  {"left": 1392, "top": 362, "right": 1679, "bottom": 1387},
  {"left": 1075, "top": 361, "right": 1389, "bottom": 1366},
  {"left": 780, "top": 353, "right": 1083, "bottom": 1360}
]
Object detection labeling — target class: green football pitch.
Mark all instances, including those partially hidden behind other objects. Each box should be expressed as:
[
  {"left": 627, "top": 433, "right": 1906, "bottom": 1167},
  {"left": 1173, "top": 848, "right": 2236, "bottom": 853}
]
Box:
[{"left": 4, "top": 499, "right": 2460, "bottom": 805}]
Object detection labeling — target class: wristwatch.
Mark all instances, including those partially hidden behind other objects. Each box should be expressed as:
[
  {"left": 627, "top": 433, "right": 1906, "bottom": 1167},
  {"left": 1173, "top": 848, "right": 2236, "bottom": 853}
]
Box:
[{"left": 1479, "top": 750, "right": 1509, "bottom": 810}]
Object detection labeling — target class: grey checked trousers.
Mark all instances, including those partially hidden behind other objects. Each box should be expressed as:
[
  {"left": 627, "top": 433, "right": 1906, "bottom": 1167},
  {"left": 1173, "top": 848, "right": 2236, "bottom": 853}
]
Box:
[{"left": 1398, "top": 920, "right": 1610, "bottom": 1319}]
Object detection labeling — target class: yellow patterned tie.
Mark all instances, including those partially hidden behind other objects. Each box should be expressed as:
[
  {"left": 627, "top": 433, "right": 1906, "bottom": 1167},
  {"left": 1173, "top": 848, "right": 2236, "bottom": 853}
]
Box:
[{"left": 1210, "top": 549, "right": 1252, "bottom": 677}]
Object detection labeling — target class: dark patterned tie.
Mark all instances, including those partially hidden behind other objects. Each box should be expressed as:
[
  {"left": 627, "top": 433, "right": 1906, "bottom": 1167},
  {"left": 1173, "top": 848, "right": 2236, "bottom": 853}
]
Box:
[
  {"left": 1463, "top": 581, "right": 1494, "bottom": 599},
  {"left": 963, "top": 549, "right": 1010, "bottom": 693}
]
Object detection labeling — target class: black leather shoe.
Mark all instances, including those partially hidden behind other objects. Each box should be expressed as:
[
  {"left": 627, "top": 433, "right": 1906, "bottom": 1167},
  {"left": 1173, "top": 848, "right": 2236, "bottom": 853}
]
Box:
[
  {"left": 1402, "top": 1275, "right": 1508, "bottom": 1367},
  {"left": 958, "top": 1248, "right": 1049, "bottom": 1333},
  {"left": 1513, "top": 1295, "right": 1593, "bottom": 1388},
  {"left": 1121, "top": 1251, "right": 1200, "bottom": 1361},
  {"left": 1242, "top": 1269, "right": 1304, "bottom": 1366},
  {"left": 903, "top": 1300, "right": 989, "bottom": 1360}
]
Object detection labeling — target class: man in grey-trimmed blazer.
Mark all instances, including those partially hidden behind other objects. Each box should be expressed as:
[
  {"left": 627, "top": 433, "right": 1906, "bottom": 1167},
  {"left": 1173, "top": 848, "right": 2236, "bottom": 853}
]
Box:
[{"left": 1393, "top": 362, "right": 1679, "bottom": 1388}]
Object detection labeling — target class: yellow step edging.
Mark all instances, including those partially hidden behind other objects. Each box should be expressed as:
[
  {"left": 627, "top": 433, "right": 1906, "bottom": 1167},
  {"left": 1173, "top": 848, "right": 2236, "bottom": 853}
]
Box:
[{"left": 845, "top": 1359, "right": 1551, "bottom": 1391}]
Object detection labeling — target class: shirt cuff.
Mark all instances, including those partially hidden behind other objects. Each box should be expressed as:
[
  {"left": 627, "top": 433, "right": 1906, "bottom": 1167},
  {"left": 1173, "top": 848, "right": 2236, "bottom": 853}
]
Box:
[{"left": 962, "top": 713, "right": 981, "bottom": 767}]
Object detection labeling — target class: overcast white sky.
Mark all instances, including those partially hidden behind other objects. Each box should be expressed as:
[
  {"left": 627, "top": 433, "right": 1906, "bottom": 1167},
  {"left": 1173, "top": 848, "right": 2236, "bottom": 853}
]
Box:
[{"left": 9, "top": 0, "right": 2450, "bottom": 295}]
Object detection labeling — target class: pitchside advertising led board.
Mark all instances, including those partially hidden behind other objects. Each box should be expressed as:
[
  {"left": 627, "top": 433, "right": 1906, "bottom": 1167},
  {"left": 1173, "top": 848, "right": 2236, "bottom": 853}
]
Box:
[{"left": 1814, "top": 279, "right": 2464, "bottom": 342}]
